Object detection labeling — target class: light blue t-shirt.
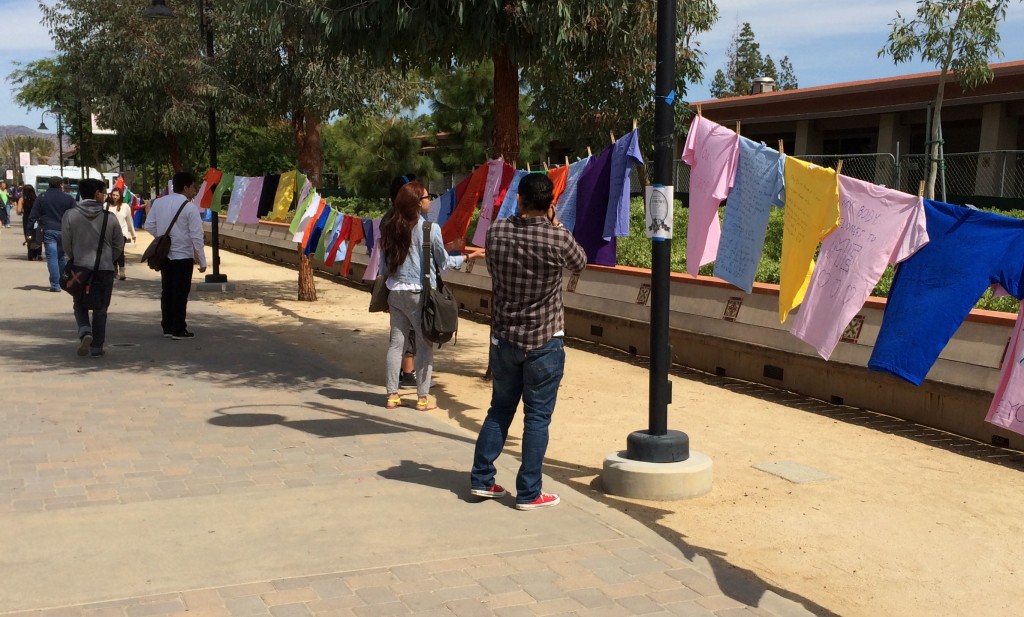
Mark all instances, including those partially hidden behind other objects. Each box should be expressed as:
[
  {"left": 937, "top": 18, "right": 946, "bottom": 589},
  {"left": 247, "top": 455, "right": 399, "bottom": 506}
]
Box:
[
  {"left": 713, "top": 137, "right": 784, "bottom": 293},
  {"left": 556, "top": 157, "right": 591, "bottom": 233},
  {"left": 869, "top": 200, "right": 1024, "bottom": 385},
  {"left": 497, "top": 170, "right": 530, "bottom": 221},
  {"left": 603, "top": 129, "right": 643, "bottom": 240}
]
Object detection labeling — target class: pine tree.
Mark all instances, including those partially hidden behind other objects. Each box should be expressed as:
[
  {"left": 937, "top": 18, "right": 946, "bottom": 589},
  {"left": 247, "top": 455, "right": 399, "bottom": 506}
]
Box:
[
  {"left": 778, "top": 56, "right": 799, "bottom": 90},
  {"left": 710, "top": 22, "right": 799, "bottom": 98}
]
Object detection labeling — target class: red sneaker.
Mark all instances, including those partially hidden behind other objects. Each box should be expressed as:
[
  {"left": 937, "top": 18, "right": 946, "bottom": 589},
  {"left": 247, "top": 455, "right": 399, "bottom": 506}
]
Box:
[
  {"left": 515, "top": 492, "right": 560, "bottom": 511},
  {"left": 470, "top": 484, "right": 507, "bottom": 499}
]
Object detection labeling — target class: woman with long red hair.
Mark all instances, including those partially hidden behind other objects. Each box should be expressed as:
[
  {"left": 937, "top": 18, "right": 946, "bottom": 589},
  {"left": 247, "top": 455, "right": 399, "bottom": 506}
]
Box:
[{"left": 379, "top": 182, "right": 469, "bottom": 410}]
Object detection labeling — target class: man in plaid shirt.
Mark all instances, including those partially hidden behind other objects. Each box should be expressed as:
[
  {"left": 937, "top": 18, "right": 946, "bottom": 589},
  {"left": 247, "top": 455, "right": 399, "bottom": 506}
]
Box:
[{"left": 469, "top": 173, "right": 587, "bottom": 510}]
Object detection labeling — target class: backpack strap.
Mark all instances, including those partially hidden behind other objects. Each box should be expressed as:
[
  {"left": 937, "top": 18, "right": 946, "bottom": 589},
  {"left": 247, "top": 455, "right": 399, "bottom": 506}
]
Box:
[{"left": 421, "top": 221, "right": 433, "bottom": 299}]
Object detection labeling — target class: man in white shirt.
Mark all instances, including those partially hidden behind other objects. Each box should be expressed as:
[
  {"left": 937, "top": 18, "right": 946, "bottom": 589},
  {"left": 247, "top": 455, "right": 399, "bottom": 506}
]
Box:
[{"left": 144, "top": 171, "right": 208, "bottom": 339}]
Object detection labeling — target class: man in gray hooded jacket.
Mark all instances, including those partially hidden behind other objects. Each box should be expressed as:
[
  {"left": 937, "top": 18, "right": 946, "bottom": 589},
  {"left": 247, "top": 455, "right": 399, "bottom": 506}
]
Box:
[{"left": 62, "top": 178, "right": 124, "bottom": 357}]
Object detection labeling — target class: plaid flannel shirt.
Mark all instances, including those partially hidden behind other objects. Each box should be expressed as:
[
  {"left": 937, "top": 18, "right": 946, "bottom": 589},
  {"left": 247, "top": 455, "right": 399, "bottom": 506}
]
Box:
[{"left": 486, "top": 215, "right": 587, "bottom": 351}]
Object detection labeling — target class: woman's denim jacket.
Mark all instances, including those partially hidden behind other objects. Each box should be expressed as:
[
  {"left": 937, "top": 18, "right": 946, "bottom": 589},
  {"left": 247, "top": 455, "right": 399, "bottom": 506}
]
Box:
[{"left": 380, "top": 218, "right": 464, "bottom": 290}]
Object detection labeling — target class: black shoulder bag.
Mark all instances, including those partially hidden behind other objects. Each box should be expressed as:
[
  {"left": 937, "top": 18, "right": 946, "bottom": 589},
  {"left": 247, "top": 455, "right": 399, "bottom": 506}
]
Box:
[
  {"left": 141, "top": 199, "right": 189, "bottom": 271},
  {"left": 420, "top": 221, "right": 459, "bottom": 346},
  {"left": 60, "top": 209, "right": 110, "bottom": 309}
]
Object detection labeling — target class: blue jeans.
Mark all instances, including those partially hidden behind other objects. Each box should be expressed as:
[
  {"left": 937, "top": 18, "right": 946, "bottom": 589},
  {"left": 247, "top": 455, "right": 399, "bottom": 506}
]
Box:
[
  {"left": 471, "top": 337, "right": 565, "bottom": 503},
  {"left": 73, "top": 271, "right": 114, "bottom": 350},
  {"left": 43, "top": 229, "right": 67, "bottom": 291}
]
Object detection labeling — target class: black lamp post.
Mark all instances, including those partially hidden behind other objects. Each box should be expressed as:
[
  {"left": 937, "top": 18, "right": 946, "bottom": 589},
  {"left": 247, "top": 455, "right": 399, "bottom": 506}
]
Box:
[
  {"left": 37, "top": 104, "right": 65, "bottom": 179},
  {"left": 145, "top": 0, "right": 227, "bottom": 284},
  {"left": 626, "top": 0, "right": 690, "bottom": 464}
]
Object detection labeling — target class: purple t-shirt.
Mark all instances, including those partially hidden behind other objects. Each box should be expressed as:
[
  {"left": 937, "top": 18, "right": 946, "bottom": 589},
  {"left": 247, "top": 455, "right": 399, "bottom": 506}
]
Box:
[{"left": 573, "top": 145, "right": 616, "bottom": 266}]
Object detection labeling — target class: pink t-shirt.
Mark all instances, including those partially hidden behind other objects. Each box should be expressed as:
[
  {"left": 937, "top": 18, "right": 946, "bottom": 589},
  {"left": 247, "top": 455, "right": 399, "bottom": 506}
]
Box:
[
  {"left": 470, "top": 158, "right": 509, "bottom": 248},
  {"left": 681, "top": 116, "right": 739, "bottom": 276},
  {"left": 986, "top": 306, "right": 1024, "bottom": 436},
  {"left": 790, "top": 175, "right": 928, "bottom": 359}
]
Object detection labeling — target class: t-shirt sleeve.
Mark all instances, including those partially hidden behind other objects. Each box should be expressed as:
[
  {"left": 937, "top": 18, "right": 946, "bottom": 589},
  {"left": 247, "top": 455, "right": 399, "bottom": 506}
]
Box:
[
  {"left": 681, "top": 116, "right": 700, "bottom": 166},
  {"left": 890, "top": 196, "right": 930, "bottom": 264}
]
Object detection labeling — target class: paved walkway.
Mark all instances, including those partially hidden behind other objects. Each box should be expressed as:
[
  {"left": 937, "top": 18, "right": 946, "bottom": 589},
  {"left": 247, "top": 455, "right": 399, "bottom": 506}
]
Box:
[{"left": 0, "top": 221, "right": 818, "bottom": 617}]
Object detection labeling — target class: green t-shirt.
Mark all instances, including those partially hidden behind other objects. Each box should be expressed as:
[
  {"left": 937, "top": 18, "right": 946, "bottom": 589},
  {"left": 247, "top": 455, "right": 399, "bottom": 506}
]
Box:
[{"left": 0, "top": 190, "right": 9, "bottom": 206}]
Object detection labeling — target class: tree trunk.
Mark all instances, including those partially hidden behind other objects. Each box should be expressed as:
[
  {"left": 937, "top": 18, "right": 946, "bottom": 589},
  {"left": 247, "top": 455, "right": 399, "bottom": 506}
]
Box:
[
  {"left": 926, "top": 71, "right": 947, "bottom": 201},
  {"left": 492, "top": 46, "right": 520, "bottom": 163},
  {"left": 293, "top": 107, "right": 323, "bottom": 302},
  {"left": 167, "top": 133, "right": 183, "bottom": 172}
]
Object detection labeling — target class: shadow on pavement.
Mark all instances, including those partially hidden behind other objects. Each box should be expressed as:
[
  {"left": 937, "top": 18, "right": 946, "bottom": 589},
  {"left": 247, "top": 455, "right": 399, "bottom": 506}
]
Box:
[{"left": 378, "top": 459, "right": 481, "bottom": 503}]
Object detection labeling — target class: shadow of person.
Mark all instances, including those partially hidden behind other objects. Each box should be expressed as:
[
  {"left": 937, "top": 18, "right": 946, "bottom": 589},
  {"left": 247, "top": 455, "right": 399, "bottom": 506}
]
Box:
[
  {"left": 13, "top": 284, "right": 55, "bottom": 292},
  {"left": 378, "top": 459, "right": 484, "bottom": 504}
]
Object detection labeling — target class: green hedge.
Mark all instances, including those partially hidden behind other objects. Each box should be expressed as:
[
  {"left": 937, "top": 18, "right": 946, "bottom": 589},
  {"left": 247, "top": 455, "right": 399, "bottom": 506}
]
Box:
[{"left": 616, "top": 197, "right": 1021, "bottom": 314}]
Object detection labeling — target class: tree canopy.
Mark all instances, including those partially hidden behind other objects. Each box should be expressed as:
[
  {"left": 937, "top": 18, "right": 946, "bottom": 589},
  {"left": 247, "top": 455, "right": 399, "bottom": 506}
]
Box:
[{"left": 879, "top": 0, "right": 1018, "bottom": 198}]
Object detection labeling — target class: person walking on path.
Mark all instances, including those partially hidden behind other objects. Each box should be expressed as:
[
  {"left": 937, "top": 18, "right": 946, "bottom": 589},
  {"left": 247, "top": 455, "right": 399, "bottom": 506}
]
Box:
[
  {"left": 144, "top": 171, "right": 207, "bottom": 339},
  {"left": 17, "top": 185, "right": 42, "bottom": 260},
  {"left": 28, "top": 176, "right": 78, "bottom": 292},
  {"left": 105, "top": 187, "right": 137, "bottom": 280},
  {"left": 469, "top": 173, "right": 587, "bottom": 511},
  {"left": 62, "top": 178, "right": 124, "bottom": 358},
  {"left": 0, "top": 179, "right": 10, "bottom": 228}
]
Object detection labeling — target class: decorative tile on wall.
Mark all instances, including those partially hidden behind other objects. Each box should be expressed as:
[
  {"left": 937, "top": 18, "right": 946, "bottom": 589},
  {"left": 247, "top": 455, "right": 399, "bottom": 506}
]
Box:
[
  {"left": 567, "top": 273, "right": 580, "bottom": 293},
  {"left": 723, "top": 297, "right": 743, "bottom": 322},
  {"left": 636, "top": 284, "right": 652, "bottom": 305},
  {"left": 840, "top": 315, "right": 866, "bottom": 343}
]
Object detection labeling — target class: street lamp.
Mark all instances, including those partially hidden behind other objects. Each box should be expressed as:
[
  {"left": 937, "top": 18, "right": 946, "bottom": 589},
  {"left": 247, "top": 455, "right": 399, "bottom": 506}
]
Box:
[
  {"left": 144, "top": 0, "right": 228, "bottom": 284},
  {"left": 38, "top": 104, "right": 65, "bottom": 180}
]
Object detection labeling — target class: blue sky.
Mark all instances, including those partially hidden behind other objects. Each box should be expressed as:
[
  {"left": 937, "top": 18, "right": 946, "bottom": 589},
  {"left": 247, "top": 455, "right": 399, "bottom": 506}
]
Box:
[{"left": 3, "top": 0, "right": 1023, "bottom": 130}]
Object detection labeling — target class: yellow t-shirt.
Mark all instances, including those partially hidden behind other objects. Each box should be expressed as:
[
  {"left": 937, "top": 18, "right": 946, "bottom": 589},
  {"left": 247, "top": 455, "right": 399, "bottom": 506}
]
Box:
[
  {"left": 270, "top": 169, "right": 297, "bottom": 222},
  {"left": 779, "top": 158, "right": 840, "bottom": 322}
]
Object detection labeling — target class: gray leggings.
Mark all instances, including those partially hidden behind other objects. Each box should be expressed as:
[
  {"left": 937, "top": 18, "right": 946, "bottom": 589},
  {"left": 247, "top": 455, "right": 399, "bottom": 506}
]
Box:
[{"left": 385, "top": 290, "right": 434, "bottom": 397}]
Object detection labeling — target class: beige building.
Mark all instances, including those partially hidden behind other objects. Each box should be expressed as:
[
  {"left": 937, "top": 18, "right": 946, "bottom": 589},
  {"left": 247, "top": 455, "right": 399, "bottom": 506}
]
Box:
[{"left": 692, "top": 61, "right": 1024, "bottom": 206}]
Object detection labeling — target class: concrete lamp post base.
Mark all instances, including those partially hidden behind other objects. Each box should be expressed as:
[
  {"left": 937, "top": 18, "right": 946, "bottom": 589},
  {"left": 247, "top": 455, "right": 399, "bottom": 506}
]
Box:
[
  {"left": 195, "top": 281, "right": 237, "bottom": 292},
  {"left": 601, "top": 450, "right": 713, "bottom": 501}
]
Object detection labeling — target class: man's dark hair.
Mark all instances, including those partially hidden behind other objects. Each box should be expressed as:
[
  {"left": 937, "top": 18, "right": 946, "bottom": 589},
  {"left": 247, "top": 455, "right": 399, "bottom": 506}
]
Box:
[
  {"left": 79, "top": 178, "right": 105, "bottom": 200},
  {"left": 172, "top": 171, "right": 197, "bottom": 194},
  {"left": 517, "top": 173, "right": 554, "bottom": 213},
  {"left": 389, "top": 174, "right": 415, "bottom": 201},
  {"left": 48, "top": 176, "right": 63, "bottom": 188}
]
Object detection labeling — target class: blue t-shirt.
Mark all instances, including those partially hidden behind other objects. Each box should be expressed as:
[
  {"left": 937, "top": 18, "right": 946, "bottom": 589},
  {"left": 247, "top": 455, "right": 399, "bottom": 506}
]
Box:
[
  {"left": 603, "top": 129, "right": 644, "bottom": 240},
  {"left": 555, "top": 157, "right": 591, "bottom": 233},
  {"left": 303, "top": 206, "right": 331, "bottom": 256},
  {"left": 713, "top": 137, "right": 784, "bottom": 293},
  {"left": 497, "top": 170, "right": 529, "bottom": 221},
  {"left": 868, "top": 199, "right": 1024, "bottom": 385}
]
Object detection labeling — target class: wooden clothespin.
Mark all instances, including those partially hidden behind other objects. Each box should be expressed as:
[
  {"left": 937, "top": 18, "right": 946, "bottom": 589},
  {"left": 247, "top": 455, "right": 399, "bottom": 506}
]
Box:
[
  {"left": 735, "top": 121, "right": 741, "bottom": 136},
  {"left": 835, "top": 160, "right": 844, "bottom": 176},
  {"left": 543, "top": 160, "right": 549, "bottom": 171},
  {"left": 918, "top": 180, "right": 926, "bottom": 197},
  {"left": 697, "top": 103, "right": 703, "bottom": 117},
  {"left": 778, "top": 140, "right": 785, "bottom": 155},
  {"left": 587, "top": 146, "right": 592, "bottom": 157},
  {"left": 610, "top": 130, "right": 616, "bottom": 144},
  {"left": 526, "top": 162, "right": 532, "bottom": 172},
  {"left": 632, "top": 118, "right": 637, "bottom": 130},
  {"left": 565, "top": 156, "right": 570, "bottom": 167}
]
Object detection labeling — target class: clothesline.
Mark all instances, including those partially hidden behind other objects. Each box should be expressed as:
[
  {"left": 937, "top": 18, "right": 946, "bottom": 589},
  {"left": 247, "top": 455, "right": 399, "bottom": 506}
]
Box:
[{"left": 683, "top": 114, "right": 1024, "bottom": 439}]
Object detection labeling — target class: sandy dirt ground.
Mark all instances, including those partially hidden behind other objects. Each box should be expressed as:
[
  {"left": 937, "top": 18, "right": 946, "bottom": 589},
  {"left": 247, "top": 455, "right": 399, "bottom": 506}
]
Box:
[{"left": 166, "top": 236, "right": 1022, "bottom": 617}]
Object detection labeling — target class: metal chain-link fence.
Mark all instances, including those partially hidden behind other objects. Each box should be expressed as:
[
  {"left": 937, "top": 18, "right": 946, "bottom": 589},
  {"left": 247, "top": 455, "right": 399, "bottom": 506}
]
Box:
[{"left": 899, "top": 151, "right": 1024, "bottom": 200}]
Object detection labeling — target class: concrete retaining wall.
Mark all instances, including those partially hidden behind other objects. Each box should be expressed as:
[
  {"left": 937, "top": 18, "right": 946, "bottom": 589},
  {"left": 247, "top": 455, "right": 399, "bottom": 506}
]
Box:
[{"left": 207, "top": 218, "right": 1022, "bottom": 451}]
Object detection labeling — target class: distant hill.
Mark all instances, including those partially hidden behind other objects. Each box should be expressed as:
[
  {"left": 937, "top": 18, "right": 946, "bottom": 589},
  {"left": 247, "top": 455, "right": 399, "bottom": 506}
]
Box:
[{"left": 0, "top": 125, "right": 49, "bottom": 138}]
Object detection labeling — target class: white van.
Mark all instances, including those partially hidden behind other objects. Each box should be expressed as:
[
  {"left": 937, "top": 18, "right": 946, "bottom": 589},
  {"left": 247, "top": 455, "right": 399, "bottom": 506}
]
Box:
[{"left": 21, "top": 164, "right": 119, "bottom": 196}]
